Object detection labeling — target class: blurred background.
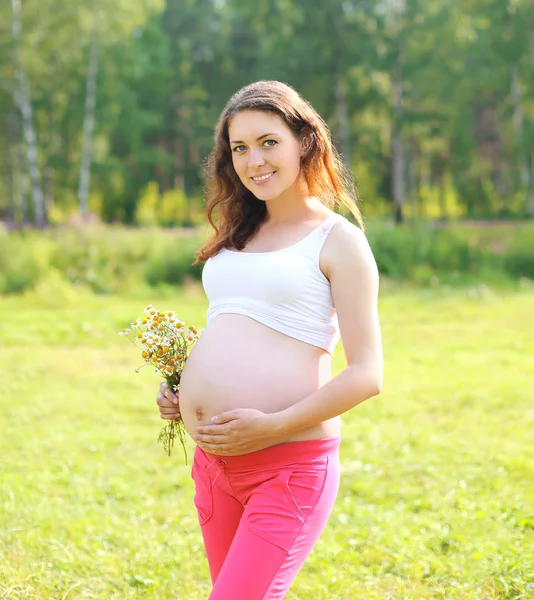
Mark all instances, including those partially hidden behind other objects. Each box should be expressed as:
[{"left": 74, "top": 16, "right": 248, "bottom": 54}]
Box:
[
  {"left": 1, "top": 0, "right": 534, "bottom": 292},
  {"left": 1, "top": 0, "right": 533, "bottom": 293},
  {"left": 1, "top": 2, "right": 533, "bottom": 599}
]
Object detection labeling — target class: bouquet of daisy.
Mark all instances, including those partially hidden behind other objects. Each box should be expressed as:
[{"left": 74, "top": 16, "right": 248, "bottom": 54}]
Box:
[{"left": 119, "top": 304, "right": 202, "bottom": 463}]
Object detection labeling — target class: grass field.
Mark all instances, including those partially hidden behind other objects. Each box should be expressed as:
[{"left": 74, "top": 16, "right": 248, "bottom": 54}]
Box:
[{"left": 1, "top": 282, "right": 533, "bottom": 599}]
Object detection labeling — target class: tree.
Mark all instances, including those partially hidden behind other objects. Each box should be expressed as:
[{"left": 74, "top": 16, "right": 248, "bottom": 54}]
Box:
[
  {"left": 78, "top": 0, "right": 100, "bottom": 220},
  {"left": 11, "top": 0, "right": 46, "bottom": 228}
]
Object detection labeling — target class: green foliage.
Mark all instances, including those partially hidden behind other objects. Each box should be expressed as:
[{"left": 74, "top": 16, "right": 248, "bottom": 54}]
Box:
[
  {"left": 0, "top": 224, "right": 204, "bottom": 294},
  {"left": 0, "top": 221, "right": 532, "bottom": 295},
  {"left": 504, "top": 245, "right": 534, "bottom": 280},
  {"left": 490, "top": 218, "right": 534, "bottom": 280},
  {"left": 3, "top": 0, "right": 534, "bottom": 227},
  {"left": 365, "top": 220, "right": 534, "bottom": 284},
  {"left": 135, "top": 182, "right": 162, "bottom": 227},
  {"left": 144, "top": 235, "right": 204, "bottom": 286},
  {"left": 0, "top": 228, "right": 46, "bottom": 293},
  {"left": 135, "top": 182, "right": 195, "bottom": 227}
]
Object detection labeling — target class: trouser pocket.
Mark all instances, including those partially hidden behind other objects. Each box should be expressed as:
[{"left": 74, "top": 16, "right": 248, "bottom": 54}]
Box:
[
  {"left": 277, "top": 457, "right": 328, "bottom": 520},
  {"left": 243, "top": 457, "right": 329, "bottom": 552},
  {"left": 191, "top": 451, "right": 214, "bottom": 526}
]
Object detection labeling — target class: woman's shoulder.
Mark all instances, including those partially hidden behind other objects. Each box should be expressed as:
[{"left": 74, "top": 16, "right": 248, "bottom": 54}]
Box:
[
  {"left": 325, "top": 213, "right": 366, "bottom": 243},
  {"left": 320, "top": 217, "right": 377, "bottom": 281}
]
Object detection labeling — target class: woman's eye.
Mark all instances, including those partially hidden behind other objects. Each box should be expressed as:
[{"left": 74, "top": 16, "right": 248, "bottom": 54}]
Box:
[
  {"left": 232, "top": 145, "right": 246, "bottom": 153},
  {"left": 264, "top": 140, "right": 277, "bottom": 148}
]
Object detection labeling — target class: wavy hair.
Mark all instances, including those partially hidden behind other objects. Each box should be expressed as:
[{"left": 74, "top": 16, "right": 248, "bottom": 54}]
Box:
[{"left": 193, "top": 80, "right": 363, "bottom": 264}]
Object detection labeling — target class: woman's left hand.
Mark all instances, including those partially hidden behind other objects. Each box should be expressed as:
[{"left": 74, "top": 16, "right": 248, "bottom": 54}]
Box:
[{"left": 193, "top": 408, "right": 282, "bottom": 456}]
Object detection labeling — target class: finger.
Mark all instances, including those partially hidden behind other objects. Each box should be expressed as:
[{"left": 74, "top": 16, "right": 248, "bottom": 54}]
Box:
[
  {"left": 165, "top": 389, "right": 179, "bottom": 404},
  {"left": 211, "top": 412, "right": 239, "bottom": 424},
  {"left": 160, "top": 413, "right": 181, "bottom": 420},
  {"left": 160, "top": 406, "right": 180, "bottom": 415},
  {"left": 160, "top": 408, "right": 180, "bottom": 416},
  {"left": 195, "top": 433, "right": 226, "bottom": 444},
  {"left": 156, "top": 392, "right": 173, "bottom": 408},
  {"left": 160, "top": 381, "right": 179, "bottom": 403},
  {"left": 157, "top": 391, "right": 180, "bottom": 408},
  {"left": 196, "top": 425, "right": 231, "bottom": 435}
]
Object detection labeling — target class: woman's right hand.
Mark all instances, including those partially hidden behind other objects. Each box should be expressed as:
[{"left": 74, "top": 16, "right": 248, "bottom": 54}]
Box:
[{"left": 156, "top": 381, "right": 181, "bottom": 420}]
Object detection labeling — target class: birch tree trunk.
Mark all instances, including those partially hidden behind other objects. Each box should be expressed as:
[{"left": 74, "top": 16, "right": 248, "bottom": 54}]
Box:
[
  {"left": 6, "top": 153, "right": 16, "bottom": 223},
  {"left": 11, "top": 0, "right": 46, "bottom": 228},
  {"left": 16, "top": 142, "right": 27, "bottom": 223},
  {"left": 5, "top": 113, "right": 18, "bottom": 223},
  {"left": 78, "top": 4, "right": 100, "bottom": 220}
]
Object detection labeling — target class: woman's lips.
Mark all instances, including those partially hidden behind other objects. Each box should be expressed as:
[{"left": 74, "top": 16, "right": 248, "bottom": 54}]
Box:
[{"left": 250, "top": 171, "right": 276, "bottom": 185}]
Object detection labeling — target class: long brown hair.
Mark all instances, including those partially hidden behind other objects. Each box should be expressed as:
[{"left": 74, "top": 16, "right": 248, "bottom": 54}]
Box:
[{"left": 193, "top": 80, "right": 363, "bottom": 265}]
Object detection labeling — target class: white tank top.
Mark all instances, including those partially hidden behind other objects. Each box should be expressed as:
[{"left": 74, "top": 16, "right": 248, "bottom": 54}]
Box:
[{"left": 201, "top": 212, "right": 347, "bottom": 354}]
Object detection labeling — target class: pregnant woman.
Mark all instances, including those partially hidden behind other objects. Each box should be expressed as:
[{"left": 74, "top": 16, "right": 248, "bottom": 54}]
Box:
[{"left": 156, "top": 80, "right": 383, "bottom": 600}]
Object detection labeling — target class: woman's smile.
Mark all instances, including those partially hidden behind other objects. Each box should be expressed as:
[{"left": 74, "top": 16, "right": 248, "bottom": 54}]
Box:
[{"left": 251, "top": 171, "right": 276, "bottom": 184}]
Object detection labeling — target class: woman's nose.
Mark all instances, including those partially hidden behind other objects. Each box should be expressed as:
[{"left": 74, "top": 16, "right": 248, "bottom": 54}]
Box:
[{"left": 248, "top": 150, "right": 265, "bottom": 167}]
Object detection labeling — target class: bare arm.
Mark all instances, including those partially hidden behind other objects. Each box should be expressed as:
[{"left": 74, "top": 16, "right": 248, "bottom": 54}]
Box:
[{"left": 270, "top": 221, "right": 383, "bottom": 434}]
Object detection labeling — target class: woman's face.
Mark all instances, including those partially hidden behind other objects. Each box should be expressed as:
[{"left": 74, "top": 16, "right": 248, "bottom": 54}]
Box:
[{"left": 228, "top": 110, "right": 304, "bottom": 202}]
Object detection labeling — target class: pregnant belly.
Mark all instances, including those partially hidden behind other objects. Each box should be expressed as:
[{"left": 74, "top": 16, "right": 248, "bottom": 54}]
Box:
[{"left": 178, "top": 314, "right": 339, "bottom": 443}]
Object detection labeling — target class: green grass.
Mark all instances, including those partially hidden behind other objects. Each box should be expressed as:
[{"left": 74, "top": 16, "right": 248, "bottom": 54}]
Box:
[{"left": 1, "top": 282, "right": 533, "bottom": 599}]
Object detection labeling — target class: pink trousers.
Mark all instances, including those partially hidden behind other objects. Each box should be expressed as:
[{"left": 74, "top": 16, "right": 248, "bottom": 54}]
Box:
[{"left": 190, "top": 437, "right": 341, "bottom": 600}]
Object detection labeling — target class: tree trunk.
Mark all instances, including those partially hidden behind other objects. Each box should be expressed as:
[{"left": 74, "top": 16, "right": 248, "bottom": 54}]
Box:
[
  {"left": 387, "top": 0, "right": 407, "bottom": 224},
  {"left": 511, "top": 65, "right": 531, "bottom": 214},
  {"left": 407, "top": 136, "right": 417, "bottom": 218},
  {"left": 391, "top": 63, "right": 405, "bottom": 224},
  {"left": 528, "top": 29, "right": 534, "bottom": 215},
  {"left": 16, "top": 143, "right": 28, "bottom": 224},
  {"left": 5, "top": 112, "right": 18, "bottom": 223},
  {"left": 78, "top": 4, "right": 100, "bottom": 220},
  {"left": 184, "top": 137, "right": 193, "bottom": 225},
  {"left": 11, "top": 0, "right": 46, "bottom": 229},
  {"left": 6, "top": 153, "right": 16, "bottom": 223},
  {"left": 335, "top": 63, "right": 351, "bottom": 171}
]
